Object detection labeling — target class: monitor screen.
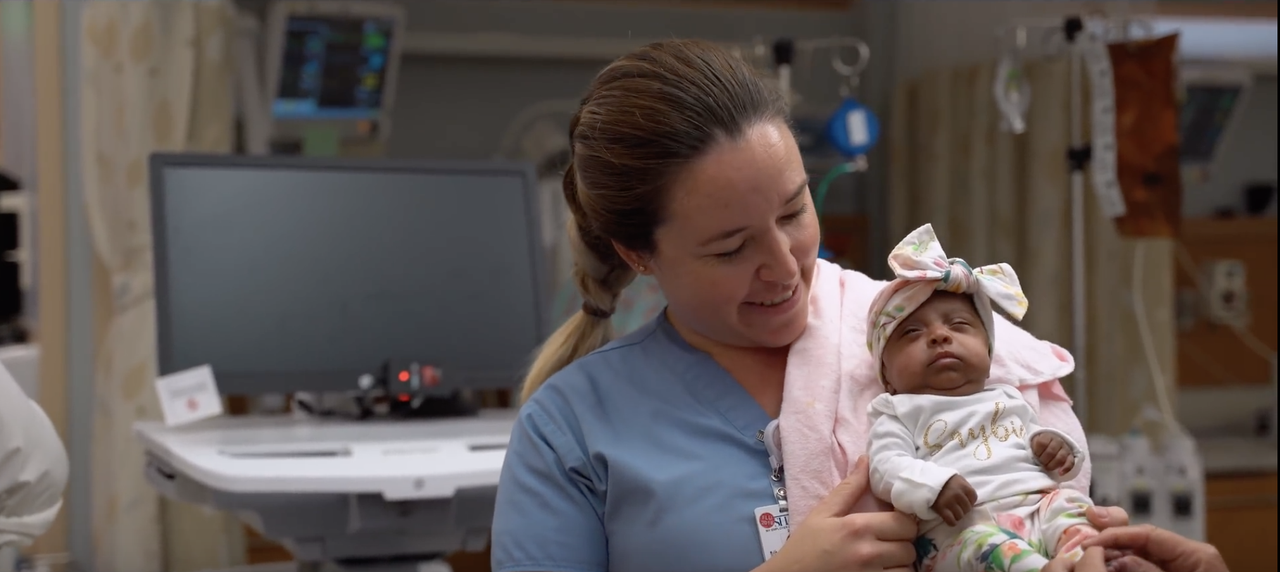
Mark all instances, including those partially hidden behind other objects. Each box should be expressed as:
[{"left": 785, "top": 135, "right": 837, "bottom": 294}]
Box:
[
  {"left": 149, "top": 155, "right": 546, "bottom": 396},
  {"left": 1179, "top": 84, "right": 1244, "bottom": 164},
  {"left": 272, "top": 15, "right": 395, "bottom": 120}
]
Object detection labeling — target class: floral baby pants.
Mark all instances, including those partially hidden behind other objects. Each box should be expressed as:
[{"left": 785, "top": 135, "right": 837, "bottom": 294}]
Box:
[{"left": 916, "top": 489, "right": 1098, "bottom": 572}]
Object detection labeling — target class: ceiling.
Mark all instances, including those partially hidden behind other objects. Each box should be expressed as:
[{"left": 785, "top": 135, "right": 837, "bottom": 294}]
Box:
[{"left": 1151, "top": 16, "right": 1278, "bottom": 64}]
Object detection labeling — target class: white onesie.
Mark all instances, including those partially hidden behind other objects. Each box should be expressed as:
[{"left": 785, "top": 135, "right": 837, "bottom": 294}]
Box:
[{"left": 866, "top": 384, "right": 1083, "bottom": 531}]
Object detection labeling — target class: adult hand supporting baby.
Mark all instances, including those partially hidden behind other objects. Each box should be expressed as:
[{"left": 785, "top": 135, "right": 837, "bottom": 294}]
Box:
[
  {"left": 1082, "top": 525, "right": 1229, "bottom": 572},
  {"left": 761, "top": 456, "right": 917, "bottom": 572},
  {"left": 1042, "top": 547, "right": 1109, "bottom": 572},
  {"left": 1086, "top": 505, "right": 1131, "bottom": 529}
]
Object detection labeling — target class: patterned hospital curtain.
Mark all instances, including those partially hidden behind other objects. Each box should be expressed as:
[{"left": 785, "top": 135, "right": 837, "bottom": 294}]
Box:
[
  {"left": 887, "top": 57, "right": 1176, "bottom": 436},
  {"left": 79, "top": 2, "right": 242, "bottom": 571}
]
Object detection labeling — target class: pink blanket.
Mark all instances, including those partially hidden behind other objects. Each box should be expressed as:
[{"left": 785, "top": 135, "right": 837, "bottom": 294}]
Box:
[{"left": 779, "top": 259, "right": 1088, "bottom": 525}]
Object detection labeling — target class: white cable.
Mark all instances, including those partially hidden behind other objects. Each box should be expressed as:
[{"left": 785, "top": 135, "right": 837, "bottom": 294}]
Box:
[{"left": 1131, "top": 241, "right": 1186, "bottom": 438}]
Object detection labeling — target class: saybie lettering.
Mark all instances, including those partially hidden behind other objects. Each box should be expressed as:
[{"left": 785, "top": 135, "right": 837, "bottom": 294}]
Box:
[{"left": 921, "top": 401, "right": 1026, "bottom": 461}]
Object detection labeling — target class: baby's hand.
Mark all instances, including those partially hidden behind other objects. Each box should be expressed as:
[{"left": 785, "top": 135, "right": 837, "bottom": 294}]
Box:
[
  {"left": 931, "top": 475, "right": 978, "bottom": 526},
  {"left": 1032, "top": 432, "right": 1075, "bottom": 476}
]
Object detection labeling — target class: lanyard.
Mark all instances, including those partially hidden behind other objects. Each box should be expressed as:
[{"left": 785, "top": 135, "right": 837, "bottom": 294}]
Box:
[{"left": 758, "top": 419, "right": 788, "bottom": 514}]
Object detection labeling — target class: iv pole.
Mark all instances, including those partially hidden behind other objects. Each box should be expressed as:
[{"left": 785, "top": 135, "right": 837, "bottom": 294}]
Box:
[
  {"left": 1064, "top": 16, "right": 1091, "bottom": 425},
  {"left": 996, "top": 15, "right": 1117, "bottom": 422}
]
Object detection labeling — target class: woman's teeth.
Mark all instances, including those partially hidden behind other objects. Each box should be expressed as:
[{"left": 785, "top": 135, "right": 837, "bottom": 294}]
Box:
[{"left": 752, "top": 287, "right": 795, "bottom": 307}]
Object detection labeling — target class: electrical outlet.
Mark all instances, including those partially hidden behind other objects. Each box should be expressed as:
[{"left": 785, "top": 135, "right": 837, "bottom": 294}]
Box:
[
  {"left": 1203, "top": 259, "right": 1249, "bottom": 327},
  {"left": 1162, "top": 434, "right": 1207, "bottom": 542},
  {"left": 1111, "top": 432, "right": 1207, "bottom": 541}
]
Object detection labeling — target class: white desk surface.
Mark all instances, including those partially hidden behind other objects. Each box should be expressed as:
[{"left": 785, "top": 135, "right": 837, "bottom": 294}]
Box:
[{"left": 135, "top": 409, "right": 518, "bottom": 501}]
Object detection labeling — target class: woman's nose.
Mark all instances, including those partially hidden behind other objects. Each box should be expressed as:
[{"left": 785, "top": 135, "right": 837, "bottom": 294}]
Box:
[{"left": 758, "top": 233, "right": 798, "bottom": 283}]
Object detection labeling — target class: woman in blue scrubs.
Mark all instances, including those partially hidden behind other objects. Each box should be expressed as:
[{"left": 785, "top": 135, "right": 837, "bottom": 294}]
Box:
[{"left": 490, "top": 39, "right": 1126, "bottom": 572}]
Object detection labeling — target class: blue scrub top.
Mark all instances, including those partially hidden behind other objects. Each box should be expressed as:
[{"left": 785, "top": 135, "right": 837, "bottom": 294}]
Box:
[{"left": 491, "top": 313, "right": 779, "bottom": 572}]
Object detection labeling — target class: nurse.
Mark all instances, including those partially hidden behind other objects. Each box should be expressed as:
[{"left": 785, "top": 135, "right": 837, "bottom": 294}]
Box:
[{"left": 491, "top": 39, "right": 1125, "bottom": 572}]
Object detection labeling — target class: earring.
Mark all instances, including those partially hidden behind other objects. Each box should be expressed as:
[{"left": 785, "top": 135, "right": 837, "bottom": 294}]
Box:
[{"left": 635, "top": 264, "right": 646, "bottom": 273}]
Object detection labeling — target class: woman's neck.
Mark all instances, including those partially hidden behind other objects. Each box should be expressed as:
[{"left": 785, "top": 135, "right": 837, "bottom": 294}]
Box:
[{"left": 667, "top": 311, "right": 790, "bottom": 418}]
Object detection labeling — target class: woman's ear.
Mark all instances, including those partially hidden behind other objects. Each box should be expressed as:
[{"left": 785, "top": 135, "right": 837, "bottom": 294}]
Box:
[{"left": 612, "top": 240, "right": 651, "bottom": 275}]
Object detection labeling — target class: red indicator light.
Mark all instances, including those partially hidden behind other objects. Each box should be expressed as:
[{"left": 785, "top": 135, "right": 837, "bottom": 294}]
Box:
[{"left": 398, "top": 370, "right": 410, "bottom": 382}]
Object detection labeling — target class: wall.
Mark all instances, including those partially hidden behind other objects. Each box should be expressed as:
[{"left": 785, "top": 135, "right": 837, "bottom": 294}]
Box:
[
  {"left": 232, "top": 0, "right": 861, "bottom": 160},
  {"left": 890, "top": 1, "right": 1158, "bottom": 85},
  {"left": 31, "top": 0, "right": 70, "bottom": 558},
  {"left": 386, "top": 1, "right": 859, "bottom": 160}
]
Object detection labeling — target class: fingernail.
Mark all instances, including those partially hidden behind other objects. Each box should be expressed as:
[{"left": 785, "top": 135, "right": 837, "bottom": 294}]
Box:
[{"left": 1090, "top": 507, "right": 1110, "bottom": 523}]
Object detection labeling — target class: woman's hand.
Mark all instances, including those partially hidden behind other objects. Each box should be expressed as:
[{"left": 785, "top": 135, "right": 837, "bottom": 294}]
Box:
[
  {"left": 762, "top": 456, "right": 917, "bottom": 572},
  {"left": 1043, "top": 547, "right": 1108, "bottom": 572},
  {"left": 1085, "top": 505, "right": 1130, "bottom": 529},
  {"left": 1082, "top": 525, "right": 1229, "bottom": 572}
]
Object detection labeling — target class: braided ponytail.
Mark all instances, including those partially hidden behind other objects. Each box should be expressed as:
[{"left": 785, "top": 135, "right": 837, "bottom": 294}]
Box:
[{"left": 519, "top": 162, "right": 636, "bottom": 403}]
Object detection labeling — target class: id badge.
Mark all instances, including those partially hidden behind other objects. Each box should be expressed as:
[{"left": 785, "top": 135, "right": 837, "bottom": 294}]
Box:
[{"left": 754, "top": 504, "right": 790, "bottom": 561}]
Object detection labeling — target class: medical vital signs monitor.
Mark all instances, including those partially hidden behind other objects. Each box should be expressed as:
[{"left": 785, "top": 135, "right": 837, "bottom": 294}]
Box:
[
  {"left": 263, "top": 1, "right": 406, "bottom": 142},
  {"left": 149, "top": 154, "right": 547, "bottom": 396}
]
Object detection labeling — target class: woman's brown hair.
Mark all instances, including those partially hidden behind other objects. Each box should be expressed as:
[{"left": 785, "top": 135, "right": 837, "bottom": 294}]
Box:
[{"left": 520, "top": 39, "right": 788, "bottom": 403}]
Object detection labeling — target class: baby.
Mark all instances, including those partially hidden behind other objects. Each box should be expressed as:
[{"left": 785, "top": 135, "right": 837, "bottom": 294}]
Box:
[{"left": 865, "top": 224, "right": 1096, "bottom": 572}]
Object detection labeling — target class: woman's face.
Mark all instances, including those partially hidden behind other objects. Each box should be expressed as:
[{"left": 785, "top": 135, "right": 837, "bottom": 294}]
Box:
[{"left": 626, "top": 120, "right": 820, "bottom": 351}]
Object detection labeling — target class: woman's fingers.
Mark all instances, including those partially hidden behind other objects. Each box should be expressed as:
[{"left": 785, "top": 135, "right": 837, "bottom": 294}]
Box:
[
  {"left": 877, "top": 540, "right": 917, "bottom": 569},
  {"left": 1110, "top": 555, "right": 1164, "bottom": 572},
  {"left": 845, "top": 510, "right": 918, "bottom": 542},
  {"left": 1085, "top": 505, "right": 1130, "bottom": 528}
]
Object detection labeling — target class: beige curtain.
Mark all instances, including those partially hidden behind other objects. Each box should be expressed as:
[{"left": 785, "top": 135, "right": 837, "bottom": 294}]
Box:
[
  {"left": 79, "top": 2, "right": 244, "bottom": 571},
  {"left": 888, "top": 57, "right": 1177, "bottom": 435}
]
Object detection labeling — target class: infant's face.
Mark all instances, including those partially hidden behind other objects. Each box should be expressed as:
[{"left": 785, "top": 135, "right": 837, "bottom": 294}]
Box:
[{"left": 881, "top": 292, "right": 991, "bottom": 397}]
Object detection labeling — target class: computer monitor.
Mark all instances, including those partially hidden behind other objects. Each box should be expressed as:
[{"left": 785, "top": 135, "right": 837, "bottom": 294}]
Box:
[
  {"left": 1178, "top": 65, "right": 1253, "bottom": 166},
  {"left": 262, "top": 1, "right": 406, "bottom": 142},
  {"left": 149, "top": 154, "right": 547, "bottom": 396}
]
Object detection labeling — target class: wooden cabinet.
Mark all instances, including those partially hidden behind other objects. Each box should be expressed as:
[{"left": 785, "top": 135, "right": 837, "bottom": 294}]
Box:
[
  {"left": 1175, "top": 218, "right": 1277, "bottom": 387},
  {"left": 1206, "top": 473, "right": 1279, "bottom": 572},
  {"left": 820, "top": 214, "right": 870, "bottom": 272}
]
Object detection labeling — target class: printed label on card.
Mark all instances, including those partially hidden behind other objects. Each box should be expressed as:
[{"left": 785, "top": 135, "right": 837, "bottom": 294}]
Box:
[
  {"left": 155, "top": 364, "right": 224, "bottom": 427},
  {"left": 754, "top": 504, "right": 790, "bottom": 561}
]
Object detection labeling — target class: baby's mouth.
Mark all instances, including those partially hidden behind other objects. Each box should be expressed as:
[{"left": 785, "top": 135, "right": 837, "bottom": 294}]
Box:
[{"left": 930, "top": 351, "right": 961, "bottom": 366}]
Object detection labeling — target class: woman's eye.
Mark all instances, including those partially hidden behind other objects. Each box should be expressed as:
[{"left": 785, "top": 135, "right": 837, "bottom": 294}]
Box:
[
  {"left": 714, "top": 245, "right": 745, "bottom": 260},
  {"left": 780, "top": 203, "right": 809, "bottom": 222}
]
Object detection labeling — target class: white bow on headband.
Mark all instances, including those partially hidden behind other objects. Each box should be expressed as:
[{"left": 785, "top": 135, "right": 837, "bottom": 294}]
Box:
[{"left": 866, "top": 224, "right": 1029, "bottom": 381}]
